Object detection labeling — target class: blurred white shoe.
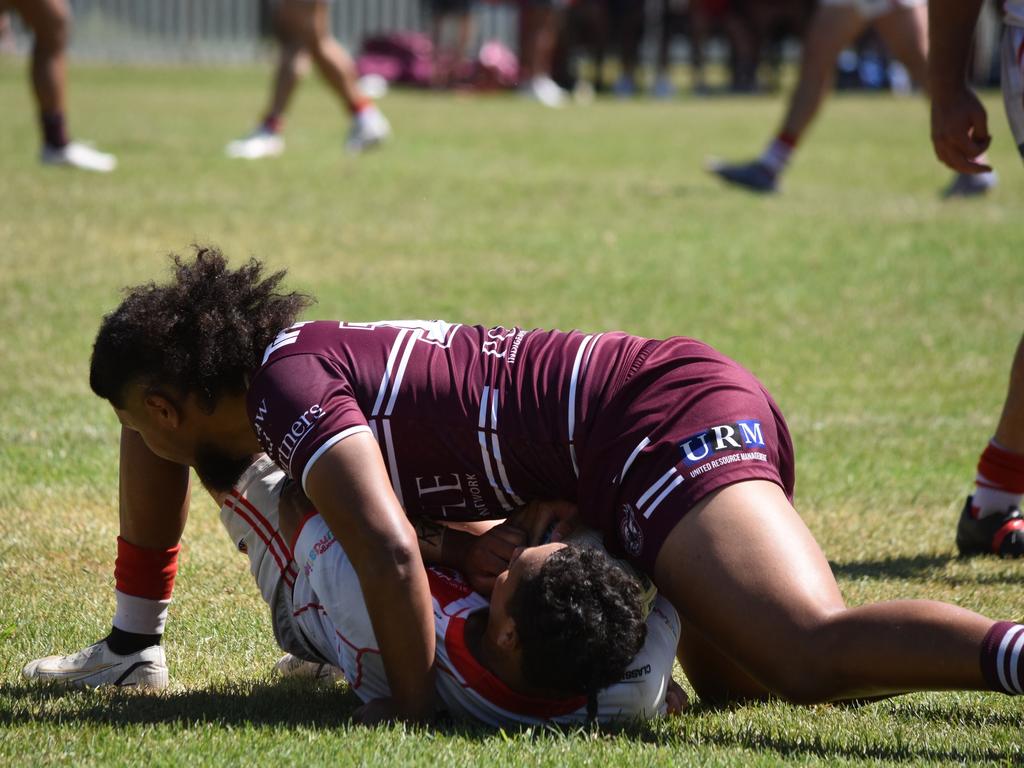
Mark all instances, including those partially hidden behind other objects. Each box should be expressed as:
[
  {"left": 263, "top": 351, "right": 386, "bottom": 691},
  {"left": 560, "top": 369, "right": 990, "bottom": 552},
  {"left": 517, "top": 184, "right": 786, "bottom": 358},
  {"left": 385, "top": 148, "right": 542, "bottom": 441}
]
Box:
[
  {"left": 225, "top": 128, "right": 285, "bottom": 159},
  {"left": 345, "top": 105, "right": 391, "bottom": 154},
  {"left": 41, "top": 141, "right": 117, "bottom": 173},
  {"left": 274, "top": 652, "right": 343, "bottom": 682},
  {"left": 520, "top": 76, "right": 568, "bottom": 108},
  {"left": 23, "top": 640, "right": 167, "bottom": 689}
]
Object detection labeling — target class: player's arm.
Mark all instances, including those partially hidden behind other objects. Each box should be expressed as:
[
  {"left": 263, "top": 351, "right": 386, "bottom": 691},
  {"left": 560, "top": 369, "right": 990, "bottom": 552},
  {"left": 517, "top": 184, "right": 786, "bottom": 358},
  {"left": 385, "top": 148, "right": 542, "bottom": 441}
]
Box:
[
  {"left": 928, "top": 0, "right": 991, "bottom": 173},
  {"left": 304, "top": 431, "right": 436, "bottom": 722},
  {"left": 23, "top": 428, "right": 189, "bottom": 689},
  {"left": 119, "top": 427, "right": 191, "bottom": 549}
]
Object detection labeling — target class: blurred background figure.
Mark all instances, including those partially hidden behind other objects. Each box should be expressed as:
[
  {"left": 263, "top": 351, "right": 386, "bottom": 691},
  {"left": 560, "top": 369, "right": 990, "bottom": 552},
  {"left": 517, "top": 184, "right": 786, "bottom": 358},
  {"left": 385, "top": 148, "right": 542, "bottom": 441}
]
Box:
[
  {"left": 7, "top": 0, "right": 116, "bottom": 172},
  {"left": 426, "top": 0, "right": 475, "bottom": 88},
  {"left": 518, "top": 0, "right": 571, "bottom": 106},
  {"left": 707, "top": 0, "right": 997, "bottom": 197},
  {"left": 226, "top": 0, "right": 391, "bottom": 159}
]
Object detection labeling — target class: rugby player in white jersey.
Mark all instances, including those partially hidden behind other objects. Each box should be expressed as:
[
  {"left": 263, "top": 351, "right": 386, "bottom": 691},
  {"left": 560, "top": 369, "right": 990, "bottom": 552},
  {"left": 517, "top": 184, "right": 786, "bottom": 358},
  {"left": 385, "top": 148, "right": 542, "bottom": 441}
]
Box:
[
  {"left": 928, "top": 0, "right": 1024, "bottom": 557},
  {"left": 23, "top": 250, "right": 1024, "bottom": 720},
  {"left": 708, "top": 0, "right": 997, "bottom": 197},
  {"left": 25, "top": 453, "right": 683, "bottom": 726}
]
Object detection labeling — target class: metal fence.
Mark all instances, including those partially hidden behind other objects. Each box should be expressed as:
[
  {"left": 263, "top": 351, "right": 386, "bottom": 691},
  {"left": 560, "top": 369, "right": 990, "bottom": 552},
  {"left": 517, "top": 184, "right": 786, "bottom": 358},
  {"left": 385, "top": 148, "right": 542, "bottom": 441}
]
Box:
[
  {"left": 4, "top": 0, "right": 1003, "bottom": 84},
  {"left": 8, "top": 0, "right": 518, "bottom": 63}
]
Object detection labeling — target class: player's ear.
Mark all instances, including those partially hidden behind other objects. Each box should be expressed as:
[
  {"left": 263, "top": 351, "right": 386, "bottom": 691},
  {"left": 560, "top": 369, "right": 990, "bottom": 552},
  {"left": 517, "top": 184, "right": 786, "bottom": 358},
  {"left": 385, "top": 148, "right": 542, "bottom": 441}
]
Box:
[
  {"left": 494, "top": 617, "right": 520, "bottom": 653},
  {"left": 143, "top": 393, "right": 181, "bottom": 428}
]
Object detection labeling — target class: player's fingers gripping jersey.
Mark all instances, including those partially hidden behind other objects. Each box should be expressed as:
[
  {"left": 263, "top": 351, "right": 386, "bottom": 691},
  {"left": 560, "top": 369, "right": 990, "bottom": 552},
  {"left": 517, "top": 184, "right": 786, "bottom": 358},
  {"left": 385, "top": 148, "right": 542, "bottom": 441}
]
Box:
[{"left": 579, "top": 337, "right": 795, "bottom": 573}]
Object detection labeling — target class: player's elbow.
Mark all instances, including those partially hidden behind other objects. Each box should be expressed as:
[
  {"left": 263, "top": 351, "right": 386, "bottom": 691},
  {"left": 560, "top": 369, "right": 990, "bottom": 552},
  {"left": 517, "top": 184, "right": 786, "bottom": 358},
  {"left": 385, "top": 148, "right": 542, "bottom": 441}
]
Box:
[{"left": 364, "top": 528, "right": 423, "bottom": 585}]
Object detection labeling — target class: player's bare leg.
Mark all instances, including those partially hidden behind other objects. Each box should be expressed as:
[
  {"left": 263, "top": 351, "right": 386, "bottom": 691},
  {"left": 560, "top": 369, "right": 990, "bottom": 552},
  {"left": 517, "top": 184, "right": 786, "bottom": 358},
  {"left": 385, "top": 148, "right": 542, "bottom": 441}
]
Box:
[
  {"left": 874, "top": 4, "right": 996, "bottom": 196},
  {"left": 654, "top": 480, "right": 1014, "bottom": 703},
  {"left": 226, "top": 20, "right": 306, "bottom": 159},
  {"left": 519, "top": 4, "right": 568, "bottom": 108},
  {"left": 9, "top": 0, "right": 115, "bottom": 171},
  {"left": 281, "top": 0, "right": 389, "bottom": 152},
  {"left": 708, "top": 4, "right": 863, "bottom": 193},
  {"left": 23, "top": 430, "right": 189, "bottom": 688},
  {"left": 959, "top": 335, "right": 1024, "bottom": 557},
  {"left": 676, "top": 617, "right": 770, "bottom": 704}
]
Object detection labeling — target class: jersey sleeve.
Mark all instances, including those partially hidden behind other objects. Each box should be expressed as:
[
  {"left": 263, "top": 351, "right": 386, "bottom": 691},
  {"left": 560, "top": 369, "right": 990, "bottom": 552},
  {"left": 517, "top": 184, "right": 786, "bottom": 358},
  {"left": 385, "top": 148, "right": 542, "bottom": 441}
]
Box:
[{"left": 247, "top": 353, "right": 371, "bottom": 492}]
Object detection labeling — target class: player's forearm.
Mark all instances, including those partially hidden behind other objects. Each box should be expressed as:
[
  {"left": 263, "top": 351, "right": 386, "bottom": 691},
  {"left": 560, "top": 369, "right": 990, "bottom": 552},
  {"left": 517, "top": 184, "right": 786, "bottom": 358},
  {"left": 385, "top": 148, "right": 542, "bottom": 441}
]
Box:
[
  {"left": 359, "top": 540, "right": 437, "bottom": 720},
  {"left": 928, "top": 0, "right": 985, "bottom": 90},
  {"left": 119, "top": 427, "right": 190, "bottom": 548},
  {"left": 114, "top": 428, "right": 190, "bottom": 637},
  {"left": 412, "top": 517, "right": 501, "bottom": 568}
]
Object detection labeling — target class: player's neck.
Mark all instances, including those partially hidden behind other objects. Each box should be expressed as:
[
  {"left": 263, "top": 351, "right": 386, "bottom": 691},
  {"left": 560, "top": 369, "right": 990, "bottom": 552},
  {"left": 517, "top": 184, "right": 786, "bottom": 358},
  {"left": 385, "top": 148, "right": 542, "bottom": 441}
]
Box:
[
  {"left": 204, "top": 394, "right": 261, "bottom": 457},
  {"left": 464, "top": 609, "right": 535, "bottom": 696}
]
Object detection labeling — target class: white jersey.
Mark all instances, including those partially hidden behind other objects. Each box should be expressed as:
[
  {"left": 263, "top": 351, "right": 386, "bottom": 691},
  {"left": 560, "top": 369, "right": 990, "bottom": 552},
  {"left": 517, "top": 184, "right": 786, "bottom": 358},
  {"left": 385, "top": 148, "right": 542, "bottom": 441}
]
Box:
[
  {"left": 222, "top": 459, "right": 681, "bottom": 726},
  {"left": 218, "top": 455, "right": 297, "bottom": 607},
  {"left": 1007, "top": 1, "right": 1024, "bottom": 28}
]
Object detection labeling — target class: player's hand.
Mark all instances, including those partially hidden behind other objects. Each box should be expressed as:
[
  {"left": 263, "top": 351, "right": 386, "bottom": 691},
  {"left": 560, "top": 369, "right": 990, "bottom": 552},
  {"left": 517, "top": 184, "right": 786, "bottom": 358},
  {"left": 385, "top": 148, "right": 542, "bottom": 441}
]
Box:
[
  {"left": 462, "top": 522, "right": 527, "bottom": 595},
  {"left": 353, "top": 697, "right": 398, "bottom": 725},
  {"left": 665, "top": 679, "right": 689, "bottom": 716},
  {"left": 930, "top": 84, "right": 992, "bottom": 174},
  {"left": 506, "top": 500, "right": 579, "bottom": 546}
]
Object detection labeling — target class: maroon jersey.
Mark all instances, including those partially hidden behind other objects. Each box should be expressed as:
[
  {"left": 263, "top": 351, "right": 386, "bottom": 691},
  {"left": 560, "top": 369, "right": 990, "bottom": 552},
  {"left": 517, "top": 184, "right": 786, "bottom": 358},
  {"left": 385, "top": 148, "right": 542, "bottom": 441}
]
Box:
[{"left": 247, "top": 320, "right": 794, "bottom": 570}]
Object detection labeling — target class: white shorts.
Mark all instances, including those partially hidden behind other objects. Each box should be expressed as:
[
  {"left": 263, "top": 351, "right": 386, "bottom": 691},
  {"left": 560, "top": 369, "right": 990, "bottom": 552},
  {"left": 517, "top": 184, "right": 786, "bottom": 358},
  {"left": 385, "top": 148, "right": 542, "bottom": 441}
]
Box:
[
  {"left": 819, "top": 0, "right": 925, "bottom": 22},
  {"left": 1002, "top": 25, "right": 1024, "bottom": 161}
]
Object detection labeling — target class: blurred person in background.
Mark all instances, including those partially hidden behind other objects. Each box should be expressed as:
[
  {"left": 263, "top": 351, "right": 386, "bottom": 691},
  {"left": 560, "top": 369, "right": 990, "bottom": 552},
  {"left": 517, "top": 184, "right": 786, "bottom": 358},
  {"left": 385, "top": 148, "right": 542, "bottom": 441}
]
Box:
[
  {"left": 707, "top": 0, "right": 997, "bottom": 197},
  {"left": 427, "top": 0, "right": 476, "bottom": 88},
  {"left": 226, "top": 0, "right": 390, "bottom": 159},
  {"left": 8, "top": 0, "right": 116, "bottom": 172},
  {"left": 518, "top": 0, "right": 572, "bottom": 107},
  {"left": 929, "top": 0, "right": 1024, "bottom": 558}
]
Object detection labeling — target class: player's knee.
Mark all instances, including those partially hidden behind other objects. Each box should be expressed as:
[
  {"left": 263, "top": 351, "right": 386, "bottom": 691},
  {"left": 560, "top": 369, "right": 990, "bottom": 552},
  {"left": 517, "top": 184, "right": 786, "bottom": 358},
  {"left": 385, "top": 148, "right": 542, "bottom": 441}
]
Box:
[
  {"left": 755, "top": 624, "right": 848, "bottom": 704},
  {"left": 33, "top": 7, "right": 70, "bottom": 51}
]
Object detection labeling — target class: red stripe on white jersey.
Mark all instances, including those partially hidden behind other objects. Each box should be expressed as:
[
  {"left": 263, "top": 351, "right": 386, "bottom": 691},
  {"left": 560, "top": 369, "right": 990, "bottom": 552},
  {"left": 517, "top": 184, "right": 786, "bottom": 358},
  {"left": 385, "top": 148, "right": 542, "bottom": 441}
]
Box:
[{"left": 225, "top": 496, "right": 294, "bottom": 584}]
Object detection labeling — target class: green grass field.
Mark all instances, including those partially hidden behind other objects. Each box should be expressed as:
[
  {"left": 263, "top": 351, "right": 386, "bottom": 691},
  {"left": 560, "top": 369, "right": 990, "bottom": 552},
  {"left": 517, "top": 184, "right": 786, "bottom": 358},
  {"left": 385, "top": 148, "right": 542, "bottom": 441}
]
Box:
[{"left": 1, "top": 61, "right": 1023, "bottom": 766}]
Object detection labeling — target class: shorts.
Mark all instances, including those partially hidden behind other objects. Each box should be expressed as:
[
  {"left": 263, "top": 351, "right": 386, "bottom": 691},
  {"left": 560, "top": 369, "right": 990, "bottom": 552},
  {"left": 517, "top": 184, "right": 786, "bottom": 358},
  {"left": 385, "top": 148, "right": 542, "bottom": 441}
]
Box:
[
  {"left": 1002, "top": 25, "right": 1024, "bottom": 161},
  {"left": 819, "top": 0, "right": 924, "bottom": 22},
  {"left": 578, "top": 337, "right": 795, "bottom": 575}
]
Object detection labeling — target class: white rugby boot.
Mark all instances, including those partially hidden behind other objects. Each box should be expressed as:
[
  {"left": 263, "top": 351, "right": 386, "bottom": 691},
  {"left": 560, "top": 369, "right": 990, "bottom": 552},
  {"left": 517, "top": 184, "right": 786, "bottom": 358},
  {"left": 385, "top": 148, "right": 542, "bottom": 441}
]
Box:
[
  {"left": 274, "top": 652, "right": 343, "bottom": 682},
  {"left": 23, "top": 640, "right": 168, "bottom": 689},
  {"left": 345, "top": 105, "right": 391, "bottom": 154},
  {"left": 40, "top": 141, "right": 117, "bottom": 172},
  {"left": 225, "top": 127, "right": 285, "bottom": 159},
  {"left": 520, "top": 75, "right": 568, "bottom": 108}
]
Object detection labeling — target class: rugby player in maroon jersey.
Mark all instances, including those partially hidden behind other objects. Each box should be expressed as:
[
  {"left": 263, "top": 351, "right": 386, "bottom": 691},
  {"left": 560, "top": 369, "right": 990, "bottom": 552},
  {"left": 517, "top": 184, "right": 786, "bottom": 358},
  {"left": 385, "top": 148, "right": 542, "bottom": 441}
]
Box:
[{"left": 32, "top": 248, "right": 1024, "bottom": 717}]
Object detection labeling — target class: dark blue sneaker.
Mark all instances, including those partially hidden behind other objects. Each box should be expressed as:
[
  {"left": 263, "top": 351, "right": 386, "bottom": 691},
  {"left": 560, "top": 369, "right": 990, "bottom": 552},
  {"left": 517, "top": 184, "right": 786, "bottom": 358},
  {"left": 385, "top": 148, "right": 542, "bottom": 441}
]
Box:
[
  {"left": 956, "top": 495, "right": 1024, "bottom": 557},
  {"left": 707, "top": 159, "right": 779, "bottom": 194},
  {"left": 943, "top": 171, "right": 997, "bottom": 198}
]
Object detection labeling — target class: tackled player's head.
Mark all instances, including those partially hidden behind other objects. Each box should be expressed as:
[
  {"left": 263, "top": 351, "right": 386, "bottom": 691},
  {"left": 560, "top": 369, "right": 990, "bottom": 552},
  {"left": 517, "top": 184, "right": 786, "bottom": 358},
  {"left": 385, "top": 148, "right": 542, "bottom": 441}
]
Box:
[
  {"left": 90, "top": 248, "right": 312, "bottom": 471},
  {"left": 489, "top": 542, "right": 647, "bottom": 709}
]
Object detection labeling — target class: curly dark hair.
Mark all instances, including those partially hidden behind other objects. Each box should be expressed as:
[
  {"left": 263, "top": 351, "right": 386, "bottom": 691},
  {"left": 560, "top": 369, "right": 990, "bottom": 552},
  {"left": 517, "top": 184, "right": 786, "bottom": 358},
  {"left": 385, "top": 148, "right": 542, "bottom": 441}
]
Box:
[
  {"left": 90, "top": 247, "right": 313, "bottom": 411},
  {"left": 509, "top": 546, "right": 647, "bottom": 712}
]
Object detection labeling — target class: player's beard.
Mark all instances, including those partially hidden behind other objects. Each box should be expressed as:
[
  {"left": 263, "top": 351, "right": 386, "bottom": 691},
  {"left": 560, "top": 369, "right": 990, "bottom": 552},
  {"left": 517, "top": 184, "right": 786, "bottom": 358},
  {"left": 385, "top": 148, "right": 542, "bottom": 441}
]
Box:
[{"left": 193, "top": 443, "right": 254, "bottom": 494}]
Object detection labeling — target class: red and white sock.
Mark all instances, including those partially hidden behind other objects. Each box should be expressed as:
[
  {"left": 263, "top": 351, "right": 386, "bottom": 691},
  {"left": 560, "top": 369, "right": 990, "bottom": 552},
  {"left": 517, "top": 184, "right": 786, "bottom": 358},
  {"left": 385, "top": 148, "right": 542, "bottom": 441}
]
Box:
[
  {"left": 352, "top": 99, "right": 374, "bottom": 117},
  {"left": 758, "top": 132, "right": 798, "bottom": 175},
  {"left": 112, "top": 536, "right": 180, "bottom": 635},
  {"left": 972, "top": 440, "right": 1024, "bottom": 519},
  {"left": 261, "top": 114, "right": 284, "bottom": 134},
  {"left": 981, "top": 621, "right": 1024, "bottom": 695}
]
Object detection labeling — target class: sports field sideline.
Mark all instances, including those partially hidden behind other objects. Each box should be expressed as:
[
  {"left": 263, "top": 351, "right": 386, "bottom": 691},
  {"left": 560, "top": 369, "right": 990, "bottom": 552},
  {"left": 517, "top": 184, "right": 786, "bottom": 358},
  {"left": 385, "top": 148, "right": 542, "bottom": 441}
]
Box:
[{"left": 0, "top": 64, "right": 1022, "bottom": 766}]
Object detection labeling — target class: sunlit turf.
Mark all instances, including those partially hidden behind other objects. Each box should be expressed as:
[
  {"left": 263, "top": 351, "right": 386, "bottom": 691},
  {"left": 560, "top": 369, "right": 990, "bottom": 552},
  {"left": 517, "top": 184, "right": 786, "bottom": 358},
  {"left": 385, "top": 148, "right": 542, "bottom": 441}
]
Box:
[{"left": 1, "top": 61, "right": 1022, "bottom": 765}]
